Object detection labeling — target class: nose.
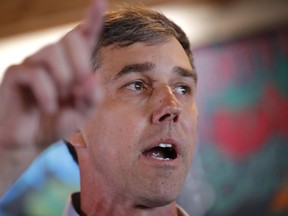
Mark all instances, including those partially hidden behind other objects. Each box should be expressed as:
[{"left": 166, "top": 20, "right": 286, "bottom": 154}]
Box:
[{"left": 151, "top": 86, "right": 181, "bottom": 124}]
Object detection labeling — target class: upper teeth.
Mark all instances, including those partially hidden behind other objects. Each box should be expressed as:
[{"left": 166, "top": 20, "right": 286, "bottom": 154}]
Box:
[{"left": 159, "top": 143, "right": 172, "bottom": 148}]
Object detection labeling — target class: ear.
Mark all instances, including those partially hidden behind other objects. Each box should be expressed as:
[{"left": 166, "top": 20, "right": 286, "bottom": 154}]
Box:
[{"left": 66, "top": 131, "right": 87, "bottom": 148}]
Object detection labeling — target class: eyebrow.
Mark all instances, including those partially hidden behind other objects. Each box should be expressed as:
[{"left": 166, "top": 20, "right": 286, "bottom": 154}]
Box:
[
  {"left": 173, "top": 66, "right": 198, "bottom": 84},
  {"left": 113, "top": 62, "right": 198, "bottom": 83},
  {"left": 114, "top": 62, "right": 155, "bottom": 80}
]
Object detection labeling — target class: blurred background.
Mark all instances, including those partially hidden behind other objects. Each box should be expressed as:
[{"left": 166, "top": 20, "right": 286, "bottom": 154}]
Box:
[{"left": 0, "top": 0, "right": 287, "bottom": 215}]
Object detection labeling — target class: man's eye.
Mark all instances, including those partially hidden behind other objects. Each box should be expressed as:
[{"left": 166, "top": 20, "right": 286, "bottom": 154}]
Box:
[
  {"left": 126, "top": 81, "right": 147, "bottom": 91},
  {"left": 174, "top": 85, "right": 192, "bottom": 95}
]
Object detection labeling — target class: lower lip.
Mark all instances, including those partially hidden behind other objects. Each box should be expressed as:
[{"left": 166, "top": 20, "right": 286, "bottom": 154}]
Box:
[{"left": 140, "top": 154, "right": 182, "bottom": 167}]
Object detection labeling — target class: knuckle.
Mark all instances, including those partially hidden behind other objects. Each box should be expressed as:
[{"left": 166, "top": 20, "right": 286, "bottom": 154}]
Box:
[
  {"left": 24, "top": 43, "right": 58, "bottom": 65},
  {"left": 2, "top": 64, "right": 23, "bottom": 82},
  {"left": 5, "top": 64, "right": 19, "bottom": 73}
]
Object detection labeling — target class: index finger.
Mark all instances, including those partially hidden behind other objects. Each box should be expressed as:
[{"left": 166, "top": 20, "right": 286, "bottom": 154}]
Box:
[{"left": 81, "top": 0, "right": 107, "bottom": 46}]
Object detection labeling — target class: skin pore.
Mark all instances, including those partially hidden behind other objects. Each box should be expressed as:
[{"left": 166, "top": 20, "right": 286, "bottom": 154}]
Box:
[{"left": 69, "top": 37, "right": 198, "bottom": 215}]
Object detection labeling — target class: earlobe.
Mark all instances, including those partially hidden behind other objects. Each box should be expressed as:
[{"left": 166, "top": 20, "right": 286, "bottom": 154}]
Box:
[{"left": 66, "top": 131, "right": 87, "bottom": 148}]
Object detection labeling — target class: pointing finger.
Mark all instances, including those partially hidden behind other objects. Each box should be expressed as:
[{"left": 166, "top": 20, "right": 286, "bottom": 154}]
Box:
[{"left": 81, "top": 0, "right": 107, "bottom": 47}]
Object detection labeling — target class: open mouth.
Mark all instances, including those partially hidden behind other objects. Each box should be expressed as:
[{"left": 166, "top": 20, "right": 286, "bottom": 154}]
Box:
[{"left": 142, "top": 143, "right": 178, "bottom": 161}]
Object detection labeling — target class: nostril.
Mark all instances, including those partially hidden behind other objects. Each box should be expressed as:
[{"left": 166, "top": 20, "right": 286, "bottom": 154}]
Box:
[
  {"left": 173, "top": 115, "right": 179, "bottom": 122},
  {"left": 158, "top": 113, "right": 179, "bottom": 122},
  {"left": 159, "top": 114, "right": 171, "bottom": 122}
]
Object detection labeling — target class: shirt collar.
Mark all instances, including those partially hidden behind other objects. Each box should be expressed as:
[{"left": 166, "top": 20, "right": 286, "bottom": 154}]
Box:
[{"left": 62, "top": 193, "right": 80, "bottom": 216}]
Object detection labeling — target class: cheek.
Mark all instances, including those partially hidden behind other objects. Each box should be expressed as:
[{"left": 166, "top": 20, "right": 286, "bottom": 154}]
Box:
[
  {"left": 82, "top": 109, "right": 147, "bottom": 176},
  {"left": 82, "top": 114, "right": 129, "bottom": 171},
  {"left": 183, "top": 105, "right": 198, "bottom": 133},
  {"left": 83, "top": 105, "right": 145, "bottom": 153}
]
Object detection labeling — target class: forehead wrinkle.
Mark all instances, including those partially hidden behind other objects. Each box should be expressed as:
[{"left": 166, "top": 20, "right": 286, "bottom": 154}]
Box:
[
  {"left": 113, "top": 62, "right": 155, "bottom": 80},
  {"left": 173, "top": 66, "right": 198, "bottom": 84}
]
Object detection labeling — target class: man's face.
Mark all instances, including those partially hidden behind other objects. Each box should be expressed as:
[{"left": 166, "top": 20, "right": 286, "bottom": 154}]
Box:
[{"left": 80, "top": 37, "right": 198, "bottom": 207}]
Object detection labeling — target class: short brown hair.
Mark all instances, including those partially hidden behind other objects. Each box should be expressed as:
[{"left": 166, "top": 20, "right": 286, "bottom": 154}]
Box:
[{"left": 91, "top": 6, "right": 194, "bottom": 71}]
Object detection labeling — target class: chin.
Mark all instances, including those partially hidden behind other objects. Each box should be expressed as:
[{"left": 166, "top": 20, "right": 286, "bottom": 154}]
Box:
[
  {"left": 132, "top": 171, "right": 187, "bottom": 208},
  {"left": 138, "top": 189, "right": 179, "bottom": 208},
  {"left": 138, "top": 198, "right": 175, "bottom": 209}
]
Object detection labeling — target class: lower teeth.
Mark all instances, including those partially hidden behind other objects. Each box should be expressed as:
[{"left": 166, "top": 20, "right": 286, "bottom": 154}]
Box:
[{"left": 151, "top": 153, "right": 171, "bottom": 161}]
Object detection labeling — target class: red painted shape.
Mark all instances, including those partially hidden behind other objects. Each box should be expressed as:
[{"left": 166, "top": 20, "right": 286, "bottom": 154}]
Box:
[{"left": 212, "top": 85, "right": 288, "bottom": 160}]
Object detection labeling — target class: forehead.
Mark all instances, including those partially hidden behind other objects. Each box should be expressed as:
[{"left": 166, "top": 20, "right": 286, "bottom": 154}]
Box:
[{"left": 97, "top": 38, "right": 193, "bottom": 80}]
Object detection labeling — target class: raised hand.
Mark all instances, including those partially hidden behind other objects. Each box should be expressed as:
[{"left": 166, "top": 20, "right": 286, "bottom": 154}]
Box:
[{"left": 0, "top": 0, "right": 106, "bottom": 194}]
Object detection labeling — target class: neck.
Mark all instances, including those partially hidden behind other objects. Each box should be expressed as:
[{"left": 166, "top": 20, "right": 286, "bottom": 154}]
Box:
[
  {"left": 79, "top": 191, "right": 179, "bottom": 216},
  {"left": 79, "top": 176, "right": 179, "bottom": 216}
]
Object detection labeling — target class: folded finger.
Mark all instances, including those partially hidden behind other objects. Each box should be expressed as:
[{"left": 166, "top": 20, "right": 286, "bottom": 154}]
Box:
[
  {"left": 5, "top": 64, "right": 58, "bottom": 114},
  {"left": 24, "top": 43, "right": 73, "bottom": 97}
]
